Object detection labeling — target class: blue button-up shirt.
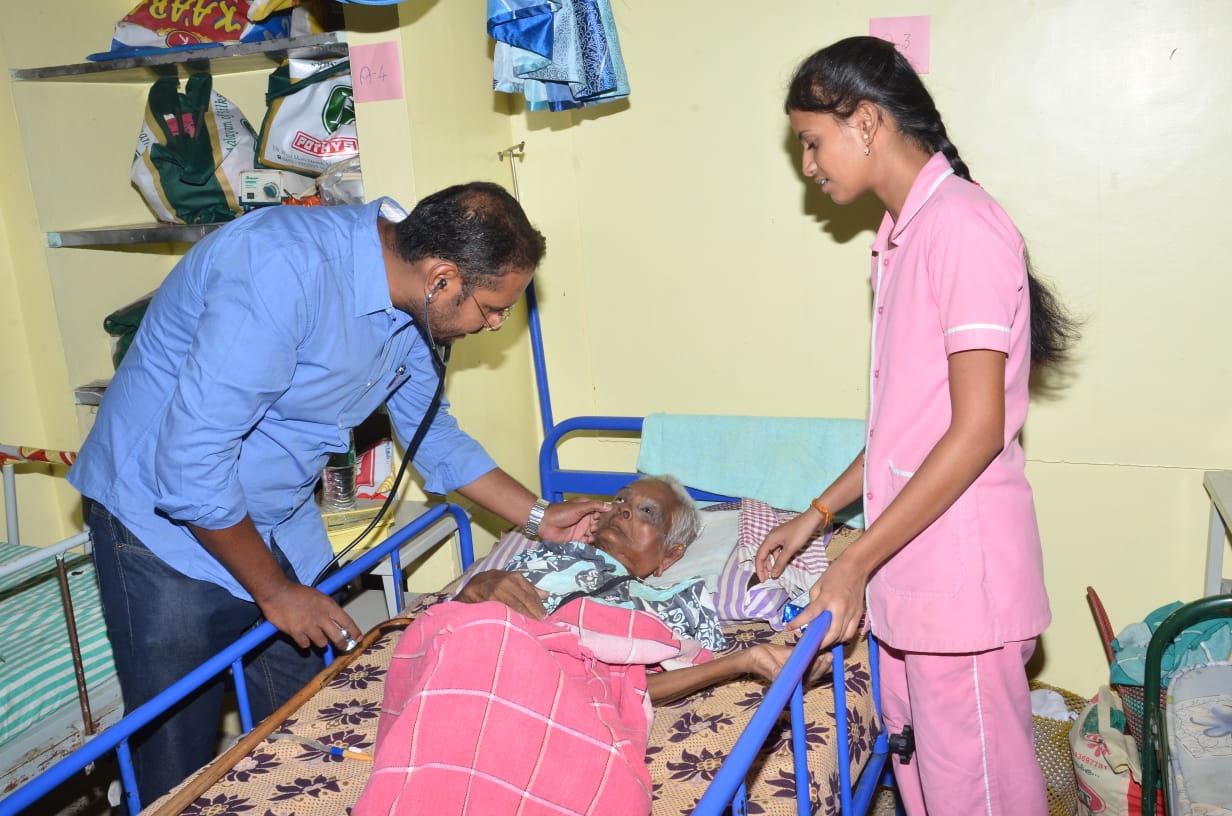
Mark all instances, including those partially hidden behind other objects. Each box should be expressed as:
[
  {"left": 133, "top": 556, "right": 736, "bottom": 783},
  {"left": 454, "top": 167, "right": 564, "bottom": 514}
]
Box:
[{"left": 70, "top": 199, "right": 497, "bottom": 599}]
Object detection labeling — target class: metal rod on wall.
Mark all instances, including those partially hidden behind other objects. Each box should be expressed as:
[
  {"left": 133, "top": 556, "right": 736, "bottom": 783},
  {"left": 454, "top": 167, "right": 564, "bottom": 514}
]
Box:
[
  {"left": 497, "top": 141, "right": 556, "bottom": 441},
  {"left": 497, "top": 141, "right": 526, "bottom": 200}
]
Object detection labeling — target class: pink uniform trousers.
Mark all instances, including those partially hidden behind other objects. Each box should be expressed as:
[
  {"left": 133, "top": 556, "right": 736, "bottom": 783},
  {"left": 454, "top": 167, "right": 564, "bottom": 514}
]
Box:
[{"left": 878, "top": 638, "right": 1047, "bottom": 815}]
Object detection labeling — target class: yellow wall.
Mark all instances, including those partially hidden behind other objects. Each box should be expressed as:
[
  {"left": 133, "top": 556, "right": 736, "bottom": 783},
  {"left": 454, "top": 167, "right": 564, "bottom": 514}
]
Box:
[
  {"left": 503, "top": 0, "right": 1231, "bottom": 694},
  {"left": 0, "top": 31, "right": 83, "bottom": 542},
  {"left": 3, "top": 1, "right": 1229, "bottom": 696}
]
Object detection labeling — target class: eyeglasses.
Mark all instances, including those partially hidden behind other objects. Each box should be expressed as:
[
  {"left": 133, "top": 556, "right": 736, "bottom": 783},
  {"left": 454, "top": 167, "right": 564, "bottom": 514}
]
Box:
[{"left": 469, "top": 291, "right": 514, "bottom": 332}]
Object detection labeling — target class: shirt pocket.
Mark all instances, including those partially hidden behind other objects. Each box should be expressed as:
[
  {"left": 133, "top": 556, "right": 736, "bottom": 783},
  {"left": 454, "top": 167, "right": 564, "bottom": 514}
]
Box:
[{"left": 879, "top": 459, "right": 969, "bottom": 598}]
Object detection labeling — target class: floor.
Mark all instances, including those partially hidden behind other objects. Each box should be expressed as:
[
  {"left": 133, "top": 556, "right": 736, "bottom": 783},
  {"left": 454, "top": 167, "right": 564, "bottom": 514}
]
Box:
[{"left": 872, "top": 786, "right": 902, "bottom": 815}]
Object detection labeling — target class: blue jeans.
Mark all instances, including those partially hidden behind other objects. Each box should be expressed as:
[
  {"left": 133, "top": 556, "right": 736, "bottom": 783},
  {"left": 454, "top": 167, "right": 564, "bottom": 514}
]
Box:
[{"left": 88, "top": 502, "right": 327, "bottom": 807}]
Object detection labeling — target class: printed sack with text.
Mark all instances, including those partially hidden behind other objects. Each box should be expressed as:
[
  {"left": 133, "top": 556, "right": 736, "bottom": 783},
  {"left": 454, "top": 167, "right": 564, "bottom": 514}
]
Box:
[
  {"left": 94, "top": 0, "right": 293, "bottom": 60},
  {"left": 131, "top": 73, "right": 256, "bottom": 224},
  {"left": 1070, "top": 687, "right": 1164, "bottom": 816},
  {"left": 256, "top": 58, "right": 358, "bottom": 177}
]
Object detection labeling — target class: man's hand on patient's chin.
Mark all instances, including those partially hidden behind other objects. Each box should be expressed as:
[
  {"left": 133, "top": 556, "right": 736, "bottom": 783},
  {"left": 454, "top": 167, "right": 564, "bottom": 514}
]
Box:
[
  {"left": 455, "top": 569, "right": 548, "bottom": 619},
  {"left": 539, "top": 498, "right": 609, "bottom": 544}
]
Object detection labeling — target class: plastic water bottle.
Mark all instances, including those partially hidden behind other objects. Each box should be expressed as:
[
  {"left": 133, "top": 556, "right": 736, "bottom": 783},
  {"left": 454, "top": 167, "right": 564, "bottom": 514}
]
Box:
[
  {"left": 321, "top": 431, "right": 357, "bottom": 512},
  {"left": 781, "top": 589, "right": 812, "bottom": 628}
]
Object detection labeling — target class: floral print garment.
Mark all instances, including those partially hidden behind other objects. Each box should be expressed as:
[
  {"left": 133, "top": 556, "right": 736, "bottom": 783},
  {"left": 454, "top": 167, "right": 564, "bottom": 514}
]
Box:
[{"left": 504, "top": 541, "right": 727, "bottom": 651}]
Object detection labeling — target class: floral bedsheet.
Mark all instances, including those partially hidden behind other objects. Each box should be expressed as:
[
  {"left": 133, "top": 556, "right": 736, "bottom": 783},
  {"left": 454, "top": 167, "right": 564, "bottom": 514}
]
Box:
[{"left": 146, "top": 593, "right": 878, "bottom": 816}]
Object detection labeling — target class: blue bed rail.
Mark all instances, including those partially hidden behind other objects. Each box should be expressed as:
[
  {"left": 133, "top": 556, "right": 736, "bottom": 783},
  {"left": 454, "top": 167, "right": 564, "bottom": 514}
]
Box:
[
  {"left": 540, "top": 416, "right": 742, "bottom": 505},
  {"left": 694, "top": 616, "right": 893, "bottom": 816},
  {"left": 0, "top": 503, "right": 473, "bottom": 816}
]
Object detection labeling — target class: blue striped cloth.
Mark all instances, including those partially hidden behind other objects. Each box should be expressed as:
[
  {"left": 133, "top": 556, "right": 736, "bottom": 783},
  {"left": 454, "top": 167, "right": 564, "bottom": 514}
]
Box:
[{"left": 0, "top": 542, "right": 117, "bottom": 745}]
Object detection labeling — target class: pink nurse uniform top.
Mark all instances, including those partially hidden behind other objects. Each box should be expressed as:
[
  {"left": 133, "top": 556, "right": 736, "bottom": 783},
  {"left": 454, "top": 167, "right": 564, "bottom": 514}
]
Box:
[{"left": 863, "top": 152, "right": 1050, "bottom": 654}]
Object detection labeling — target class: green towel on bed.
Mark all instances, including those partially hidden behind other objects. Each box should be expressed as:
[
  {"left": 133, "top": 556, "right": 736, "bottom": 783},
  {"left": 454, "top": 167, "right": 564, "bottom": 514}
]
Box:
[{"left": 636, "top": 414, "right": 866, "bottom": 527}]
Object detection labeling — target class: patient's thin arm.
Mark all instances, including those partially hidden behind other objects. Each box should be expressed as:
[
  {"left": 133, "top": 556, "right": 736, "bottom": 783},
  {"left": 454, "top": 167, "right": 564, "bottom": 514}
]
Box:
[
  {"left": 648, "top": 652, "right": 757, "bottom": 705},
  {"left": 647, "top": 644, "right": 829, "bottom": 705}
]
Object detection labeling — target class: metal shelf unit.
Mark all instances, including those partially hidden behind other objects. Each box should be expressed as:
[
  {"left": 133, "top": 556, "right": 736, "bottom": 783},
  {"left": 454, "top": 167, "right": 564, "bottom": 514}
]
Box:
[
  {"left": 11, "top": 31, "right": 347, "bottom": 83},
  {"left": 12, "top": 32, "right": 348, "bottom": 249}
]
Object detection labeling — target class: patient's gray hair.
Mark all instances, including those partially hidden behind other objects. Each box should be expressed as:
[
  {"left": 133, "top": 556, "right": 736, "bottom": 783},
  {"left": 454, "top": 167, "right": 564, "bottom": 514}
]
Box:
[{"left": 645, "top": 475, "right": 701, "bottom": 549}]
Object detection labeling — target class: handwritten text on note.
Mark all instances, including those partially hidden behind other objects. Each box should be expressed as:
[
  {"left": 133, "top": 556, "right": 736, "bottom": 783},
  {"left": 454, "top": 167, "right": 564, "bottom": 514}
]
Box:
[
  {"left": 350, "top": 41, "right": 404, "bottom": 103},
  {"left": 869, "top": 16, "right": 931, "bottom": 74}
]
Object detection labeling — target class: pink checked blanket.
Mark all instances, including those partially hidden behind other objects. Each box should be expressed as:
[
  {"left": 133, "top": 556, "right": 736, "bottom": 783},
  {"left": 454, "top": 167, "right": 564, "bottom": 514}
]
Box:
[{"left": 352, "top": 599, "right": 712, "bottom": 816}]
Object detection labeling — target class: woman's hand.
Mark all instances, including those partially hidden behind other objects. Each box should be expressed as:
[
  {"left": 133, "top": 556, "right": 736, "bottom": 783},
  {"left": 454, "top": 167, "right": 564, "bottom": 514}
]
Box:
[
  {"left": 784, "top": 555, "right": 868, "bottom": 650},
  {"left": 538, "top": 497, "right": 610, "bottom": 544},
  {"left": 755, "top": 512, "right": 817, "bottom": 581}
]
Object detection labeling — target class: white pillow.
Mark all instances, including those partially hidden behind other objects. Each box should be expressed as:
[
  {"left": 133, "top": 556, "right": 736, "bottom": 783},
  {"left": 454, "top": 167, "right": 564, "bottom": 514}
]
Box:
[{"left": 643, "top": 508, "right": 739, "bottom": 593}]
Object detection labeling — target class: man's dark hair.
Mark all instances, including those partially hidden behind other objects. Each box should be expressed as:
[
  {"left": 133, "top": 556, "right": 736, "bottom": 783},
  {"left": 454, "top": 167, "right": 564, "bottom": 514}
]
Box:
[{"left": 391, "top": 181, "right": 547, "bottom": 291}]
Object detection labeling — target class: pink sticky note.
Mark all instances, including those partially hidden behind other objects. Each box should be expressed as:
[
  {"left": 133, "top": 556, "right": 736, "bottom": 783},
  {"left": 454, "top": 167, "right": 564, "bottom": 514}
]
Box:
[
  {"left": 349, "top": 41, "right": 404, "bottom": 103},
  {"left": 869, "top": 16, "right": 930, "bottom": 74}
]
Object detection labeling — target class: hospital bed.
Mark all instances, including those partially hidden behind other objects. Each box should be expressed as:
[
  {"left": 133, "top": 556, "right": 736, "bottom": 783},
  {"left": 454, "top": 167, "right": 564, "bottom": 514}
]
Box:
[
  {"left": 0, "top": 445, "right": 123, "bottom": 799},
  {"left": 4, "top": 489, "right": 889, "bottom": 816},
  {"left": 2, "top": 280, "right": 894, "bottom": 814}
]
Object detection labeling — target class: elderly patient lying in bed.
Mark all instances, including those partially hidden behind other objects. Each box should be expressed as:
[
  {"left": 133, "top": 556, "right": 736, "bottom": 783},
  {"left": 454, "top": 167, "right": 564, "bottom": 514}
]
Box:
[{"left": 353, "top": 476, "right": 829, "bottom": 816}]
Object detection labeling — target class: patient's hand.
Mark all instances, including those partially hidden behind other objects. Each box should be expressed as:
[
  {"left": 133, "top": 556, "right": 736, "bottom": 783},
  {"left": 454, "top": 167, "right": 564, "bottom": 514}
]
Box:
[
  {"left": 455, "top": 569, "right": 549, "bottom": 620},
  {"left": 743, "top": 643, "right": 833, "bottom": 687}
]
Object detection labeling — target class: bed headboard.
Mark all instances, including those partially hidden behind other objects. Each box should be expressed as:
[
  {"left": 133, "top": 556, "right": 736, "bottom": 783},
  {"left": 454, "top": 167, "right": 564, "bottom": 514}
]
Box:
[{"left": 537, "top": 416, "right": 736, "bottom": 504}]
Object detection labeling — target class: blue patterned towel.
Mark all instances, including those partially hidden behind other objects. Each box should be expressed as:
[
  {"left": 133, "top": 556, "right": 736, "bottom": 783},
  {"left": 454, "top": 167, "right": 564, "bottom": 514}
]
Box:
[{"left": 488, "top": 0, "right": 630, "bottom": 111}]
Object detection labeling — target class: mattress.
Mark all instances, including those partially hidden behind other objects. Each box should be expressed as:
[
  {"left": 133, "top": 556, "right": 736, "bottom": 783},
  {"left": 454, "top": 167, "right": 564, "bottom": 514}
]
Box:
[{"left": 0, "top": 542, "right": 117, "bottom": 746}]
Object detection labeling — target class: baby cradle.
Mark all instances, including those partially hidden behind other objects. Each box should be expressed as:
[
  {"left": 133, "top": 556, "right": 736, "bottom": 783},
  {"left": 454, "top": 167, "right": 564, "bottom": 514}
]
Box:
[{"left": 1139, "top": 593, "right": 1232, "bottom": 816}]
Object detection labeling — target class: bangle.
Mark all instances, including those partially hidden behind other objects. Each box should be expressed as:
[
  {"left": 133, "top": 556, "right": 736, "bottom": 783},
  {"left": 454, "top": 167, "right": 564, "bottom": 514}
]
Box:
[
  {"left": 810, "top": 498, "right": 833, "bottom": 529},
  {"left": 523, "top": 498, "right": 549, "bottom": 539}
]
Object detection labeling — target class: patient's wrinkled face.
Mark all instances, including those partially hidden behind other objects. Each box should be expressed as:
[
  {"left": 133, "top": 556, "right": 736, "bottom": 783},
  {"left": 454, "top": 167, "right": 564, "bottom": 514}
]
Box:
[{"left": 592, "top": 479, "right": 682, "bottom": 579}]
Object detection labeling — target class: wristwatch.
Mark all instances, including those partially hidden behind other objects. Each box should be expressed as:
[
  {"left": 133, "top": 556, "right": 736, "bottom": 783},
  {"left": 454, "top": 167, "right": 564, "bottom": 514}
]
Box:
[{"left": 523, "top": 498, "right": 550, "bottom": 539}]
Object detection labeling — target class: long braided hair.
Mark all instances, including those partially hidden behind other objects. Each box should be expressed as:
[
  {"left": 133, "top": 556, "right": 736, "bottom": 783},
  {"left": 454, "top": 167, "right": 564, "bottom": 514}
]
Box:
[{"left": 786, "top": 36, "right": 1078, "bottom": 367}]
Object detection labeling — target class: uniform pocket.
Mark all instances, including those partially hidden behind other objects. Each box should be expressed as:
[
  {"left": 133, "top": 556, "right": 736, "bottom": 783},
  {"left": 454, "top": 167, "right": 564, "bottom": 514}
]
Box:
[{"left": 879, "top": 460, "right": 967, "bottom": 597}]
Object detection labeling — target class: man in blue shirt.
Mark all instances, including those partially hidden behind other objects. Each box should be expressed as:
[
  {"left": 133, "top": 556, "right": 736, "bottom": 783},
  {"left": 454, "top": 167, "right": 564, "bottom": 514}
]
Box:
[{"left": 69, "top": 182, "right": 604, "bottom": 805}]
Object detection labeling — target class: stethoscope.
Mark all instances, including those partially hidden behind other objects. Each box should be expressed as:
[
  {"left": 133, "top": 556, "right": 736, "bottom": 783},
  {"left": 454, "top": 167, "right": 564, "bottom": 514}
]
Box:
[{"left": 309, "top": 290, "right": 450, "bottom": 587}]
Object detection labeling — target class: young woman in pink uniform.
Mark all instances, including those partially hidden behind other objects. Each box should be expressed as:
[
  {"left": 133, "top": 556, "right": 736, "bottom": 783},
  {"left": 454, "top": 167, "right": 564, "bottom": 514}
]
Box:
[{"left": 755, "top": 36, "right": 1077, "bottom": 815}]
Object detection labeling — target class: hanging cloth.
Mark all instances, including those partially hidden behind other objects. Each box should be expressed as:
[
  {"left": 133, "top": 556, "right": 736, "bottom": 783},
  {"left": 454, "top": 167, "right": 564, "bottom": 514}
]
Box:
[{"left": 488, "top": 0, "right": 631, "bottom": 112}]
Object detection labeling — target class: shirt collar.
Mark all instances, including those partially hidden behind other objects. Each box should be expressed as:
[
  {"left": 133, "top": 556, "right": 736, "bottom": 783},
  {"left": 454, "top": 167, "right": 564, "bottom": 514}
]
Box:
[
  {"left": 352, "top": 197, "right": 408, "bottom": 318},
  {"left": 871, "top": 152, "right": 955, "bottom": 252}
]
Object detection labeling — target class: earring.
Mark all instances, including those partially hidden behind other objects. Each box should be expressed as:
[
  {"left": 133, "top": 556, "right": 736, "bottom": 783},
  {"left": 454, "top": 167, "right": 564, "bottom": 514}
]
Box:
[{"left": 863, "top": 145, "right": 870, "bottom": 156}]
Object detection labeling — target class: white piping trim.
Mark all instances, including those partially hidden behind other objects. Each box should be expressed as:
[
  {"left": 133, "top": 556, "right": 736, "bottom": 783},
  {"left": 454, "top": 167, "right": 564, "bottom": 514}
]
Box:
[
  {"left": 973, "top": 655, "right": 994, "bottom": 815},
  {"left": 893, "top": 168, "right": 954, "bottom": 237},
  {"left": 944, "top": 323, "right": 1010, "bottom": 336},
  {"left": 925, "top": 168, "right": 954, "bottom": 200},
  {"left": 888, "top": 461, "right": 915, "bottom": 478}
]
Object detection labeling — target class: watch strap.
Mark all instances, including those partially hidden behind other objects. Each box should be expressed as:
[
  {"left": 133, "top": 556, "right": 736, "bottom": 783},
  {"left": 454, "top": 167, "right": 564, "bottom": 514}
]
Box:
[{"left": 523, "top": 498, "right": 550, "bottom": 539}]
